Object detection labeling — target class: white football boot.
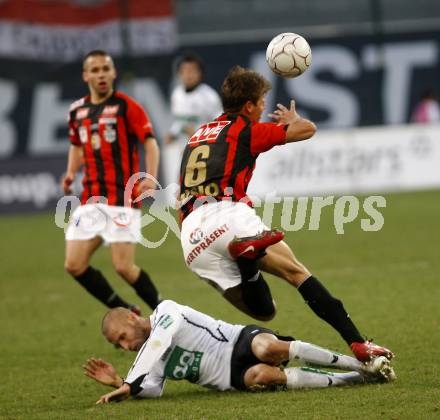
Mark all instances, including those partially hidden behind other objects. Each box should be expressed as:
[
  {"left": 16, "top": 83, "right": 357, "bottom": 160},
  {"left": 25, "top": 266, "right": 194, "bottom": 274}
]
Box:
[{"left": 362, "top": 356, "right": 396, "bottom": 383}]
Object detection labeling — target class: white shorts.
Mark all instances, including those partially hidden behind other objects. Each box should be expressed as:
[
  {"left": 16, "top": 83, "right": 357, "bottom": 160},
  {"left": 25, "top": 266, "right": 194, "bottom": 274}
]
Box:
[
  {"left": 180, "top": 201, "right": 268, "bottom": 292},
  {"left": 65, "top": 204, "right": 141, "bottom": 243}
]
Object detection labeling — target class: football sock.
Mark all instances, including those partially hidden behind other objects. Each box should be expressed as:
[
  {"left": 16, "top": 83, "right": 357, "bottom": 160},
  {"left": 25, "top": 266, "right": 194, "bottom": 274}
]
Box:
[
  {"left": 237, "top": 258, "right": 275, "bottom": 318},
  {"left": 236, "top": 257, "right": 260, "bottom": 282},
  {"left": 289, "top": 341, "right": 362, "bottom": 372},
  {"left": 298, "top": 276, "right": 364, "bottom": 345},
  {"left": 284, "top": 367, "right": 364, "bottom": 389},
  {"left": 131, "top": 270, "right": 160, "bottom": 310},
  {"left": 73, "top": 266, "right": 130, "bottom": 308},
  {"left": 241, "top": 274, "right": 275, "bottom": 318}
]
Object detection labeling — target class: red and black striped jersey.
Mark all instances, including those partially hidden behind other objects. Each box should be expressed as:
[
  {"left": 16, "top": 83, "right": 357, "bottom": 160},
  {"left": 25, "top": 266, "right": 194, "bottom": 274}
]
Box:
[
  {"left": 68, "top": 91, "right": 154, "bottom": 208},
  {"left": 179, "top": 113, "right": 287, "bottom": 219}
]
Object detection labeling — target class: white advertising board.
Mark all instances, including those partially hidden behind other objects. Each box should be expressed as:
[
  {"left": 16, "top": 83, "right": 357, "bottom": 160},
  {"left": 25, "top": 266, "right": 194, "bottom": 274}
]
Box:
[
  {"left": 247, "top": 124, "right": 440, "bottom": 197},
  {"left": 162, "top": 124, "right": 440, "bottom": 196}
]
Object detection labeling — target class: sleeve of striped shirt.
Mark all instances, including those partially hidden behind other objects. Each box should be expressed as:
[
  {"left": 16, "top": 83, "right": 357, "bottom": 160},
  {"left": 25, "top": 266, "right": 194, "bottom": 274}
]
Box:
[
  {"left": 125, "top": 98, "right": 155, "bottom": 143},
  {"left": 250, "top": 122, "right": 287, "bottom": 155},
  {"left": 124, "top": 301, "right": 183, "bottom": 397}
]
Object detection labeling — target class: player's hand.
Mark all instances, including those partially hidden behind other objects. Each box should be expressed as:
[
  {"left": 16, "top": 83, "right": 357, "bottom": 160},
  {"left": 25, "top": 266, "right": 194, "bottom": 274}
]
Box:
[
  {"left": 138, "top": 177, "right": 158, "bottom": 198},
  {"left": 96, "top": 383, "right": 131, "bottom": 404},
  {"left": 83, "top": 358, "right": 123, "bottom": 388},
  {"left": 268, "top": 100, "right": 300, "bottom": 125},
  {"left": 62, "top": 173, "right": 75, "bottom": 194}
]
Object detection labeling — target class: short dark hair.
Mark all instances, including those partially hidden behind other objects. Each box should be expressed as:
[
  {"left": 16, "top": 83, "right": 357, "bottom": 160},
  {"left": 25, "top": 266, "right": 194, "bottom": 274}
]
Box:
[
  {"left": 221, "top": 66, "right": 271, "bottom": 113},
  {"left": 83, "top": 50, "right": 112, "bottom": 68},
  {"left": 176, "top": 51, "right": 205, "bottom": 74}
]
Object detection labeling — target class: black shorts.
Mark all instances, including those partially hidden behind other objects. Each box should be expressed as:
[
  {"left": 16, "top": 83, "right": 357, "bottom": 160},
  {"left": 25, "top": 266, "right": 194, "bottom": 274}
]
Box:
[{"left": 230, "top": 325, "right": 295, "bottom": 391}]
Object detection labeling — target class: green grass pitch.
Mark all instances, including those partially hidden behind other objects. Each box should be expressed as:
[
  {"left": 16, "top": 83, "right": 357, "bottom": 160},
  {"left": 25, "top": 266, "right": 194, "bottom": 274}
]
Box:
[{"left": 1, "top": 190, "right": 439, "bottom": 419}]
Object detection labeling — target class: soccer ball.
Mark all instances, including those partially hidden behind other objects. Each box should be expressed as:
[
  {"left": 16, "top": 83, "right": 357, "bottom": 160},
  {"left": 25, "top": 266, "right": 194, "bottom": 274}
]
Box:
[{"left": 266, "top": 33, "right": 312, "bottom": 78}]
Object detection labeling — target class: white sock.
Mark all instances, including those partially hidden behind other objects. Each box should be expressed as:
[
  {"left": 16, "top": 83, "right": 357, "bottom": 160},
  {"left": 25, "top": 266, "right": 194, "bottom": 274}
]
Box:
[
  {"left": 284, "top": 367, "right": 365, "bottom": 390},
  {"left": 289, "top": 341, "right": 363, "bottom": 372}
]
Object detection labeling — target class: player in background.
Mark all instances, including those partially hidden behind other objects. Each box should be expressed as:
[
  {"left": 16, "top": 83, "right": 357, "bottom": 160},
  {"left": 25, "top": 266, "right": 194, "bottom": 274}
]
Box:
[
  {"left": 83, "top": 301, "right": 395, "bottom": 403},
  {"left": 164, "top": 52, "right": 223, "bottom": 185},
  {"left": 62, "top": 50, "right": 161, "bottom": 313},
  {"left": 411, "top": 88, "right": 440, "bottom": 123},
  {"left": 165, "top": 52, "right": 222, "bottom": 148},
  {"left": 178, "top": 66, "right": 393, "bottom": 362}
]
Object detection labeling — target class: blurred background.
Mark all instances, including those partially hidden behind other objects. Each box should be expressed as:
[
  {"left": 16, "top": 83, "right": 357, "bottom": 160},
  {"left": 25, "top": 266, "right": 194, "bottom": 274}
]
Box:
[{"left": 0, "top": 0, "right": 439, "bottom": 214}]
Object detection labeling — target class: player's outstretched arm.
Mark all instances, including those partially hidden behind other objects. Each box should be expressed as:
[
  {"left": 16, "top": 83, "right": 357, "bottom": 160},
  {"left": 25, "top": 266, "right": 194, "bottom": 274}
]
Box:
[
  {"left": 269, "top": 100, "right": 316, "bottom": 143},
  {"left": 96, "top": 383, "right": 131, "bottom": 404},
  {"left": 83, "top": 358, "right": 124, "bottom": 388}
]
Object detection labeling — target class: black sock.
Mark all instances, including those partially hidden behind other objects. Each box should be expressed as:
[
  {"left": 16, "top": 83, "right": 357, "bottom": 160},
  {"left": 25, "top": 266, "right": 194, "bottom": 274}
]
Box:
[
  {"left": 298, "top": 275, "right": 364, "bottom": 345},
  {"left": 236, "top": 257, "right": 260, "bottom": 282},
  {"left": 131, "top": 270, "right": 160, "bottom": 310},
  {"left": 241, "top": 274, "right": 275, "bottom": 318},
  {"left": 237, "top": 258, "right": 275, "bottom": 318},
  {"left": 73, "top": 266, "right": 130, "bottom": 308}
]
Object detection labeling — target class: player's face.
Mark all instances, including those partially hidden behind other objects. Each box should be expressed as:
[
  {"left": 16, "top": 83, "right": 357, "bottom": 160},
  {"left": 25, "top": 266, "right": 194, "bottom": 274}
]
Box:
[
  {"left": 178, "top": 62, "right": 202, "bottom": 89},
  {"left": 248, "top": 96, "right": 266, "bottom": 122},
  {"left": 109, "top": 317, "right": 148, "bottom": 352},
  {"left": 82, "top": 55, "right": 116, "bottom": 98}
]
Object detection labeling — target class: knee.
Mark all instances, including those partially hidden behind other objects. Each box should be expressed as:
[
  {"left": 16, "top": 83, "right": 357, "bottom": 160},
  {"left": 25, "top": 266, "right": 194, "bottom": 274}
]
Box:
[
  {"left": 113, "top": 263, "right": 131, "bottom": 279},
  {"left": 113, "top": 262, "right": 137, "bottom": 281},
  {"left": 64, "top": 260, "right": 87, "bottom": 277},
  {"left": 246, "top": 365, "right": 275, "bottom": 387},
  {"left": 258, "top": 340, "right": 282, "bottom": 362}
]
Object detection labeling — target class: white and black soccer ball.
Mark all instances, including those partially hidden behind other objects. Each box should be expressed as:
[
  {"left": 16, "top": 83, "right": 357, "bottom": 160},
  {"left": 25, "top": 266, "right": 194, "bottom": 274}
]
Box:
[{"left": 266, "top": 33, "right": 312, "bottom": 78}]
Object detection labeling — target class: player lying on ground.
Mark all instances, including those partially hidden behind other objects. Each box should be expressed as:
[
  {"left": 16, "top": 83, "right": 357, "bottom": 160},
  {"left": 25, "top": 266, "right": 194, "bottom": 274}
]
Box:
[
  {"left": 178, "top": 65, "right": 393, "bottom": 362},
  {"left": 83, "top": 301, "right": 395, "bottom": 403}
]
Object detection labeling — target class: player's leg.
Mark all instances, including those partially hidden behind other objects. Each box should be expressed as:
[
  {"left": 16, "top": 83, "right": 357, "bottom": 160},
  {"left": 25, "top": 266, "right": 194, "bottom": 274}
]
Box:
[
  {"left": 221, "top": 206, "right": 282, "bottom": 319},
  {"left": 259, "top": 241, "right": 365, "bottom": 347},
  {"left": 65, "top": 237, "right": 102, "bottom": 276},
  {"left": 103, "top": 205, "right": 161, "bottom": 310},
  {"left": 250, "top": 333, "right": 290, "bottom": 365},
  {"left": 243, "top": 363, "right": 365, "bottom": 390},
  {"left": 258, "top": 241, "right": 385, "bottom": 357},
  {"left": 223, "top": 283, "right": 276, "bottom": 321},
  {"left": 251, "top": 333, "right": 395, "bottom": 380},
  {"left": 288, "top": 340, "right": 395, "bottom": 381},
  {"left": 240, "top": 331, "right": 391, "bottom": 390},
  {"left": 225, "top": 209, "right": 286, "bottom": 319},
  {"left": 223, "top": 204, "right": 386, "bottom": 359},
  {"left": 181, "top": 202, "right": 277, "bottom": 320},
  {"left": 257, "top": 240, "right": 310, "bottom": 285},
  {"left": 243, "top": 364, "right": 286, "bottom": 389},
  {"left": 284, "top": 367, "right": 366, "bottom": 389},
  {"left": 289, "top": 339, "right": 363, "bottom": 371},
  {"left": 244, "top": 364, "right": 366, "bottom": 389},
  {"left": 230, "top": 325, "right": 287, "bottom": 390},
  {"left": 221, "top": 254, "right": 277, "bottom": 320},
  {"left": 110, "top": 242, "right": 160, "bottom": 310},
  {"left": 251, "top": 333, "right": 363, "bottom": 370},
  {"left": 65, "top": 238, "right": 132, "bottom": 308}
]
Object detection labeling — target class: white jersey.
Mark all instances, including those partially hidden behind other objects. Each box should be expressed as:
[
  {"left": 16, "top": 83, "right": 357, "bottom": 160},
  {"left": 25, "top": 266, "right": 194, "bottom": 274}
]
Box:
[
  {"left": 124, "top": 300, "right": 244, "bottom": 397},
  {"left": 169, "top": 83, "right": 223, "bottom": 145}
]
